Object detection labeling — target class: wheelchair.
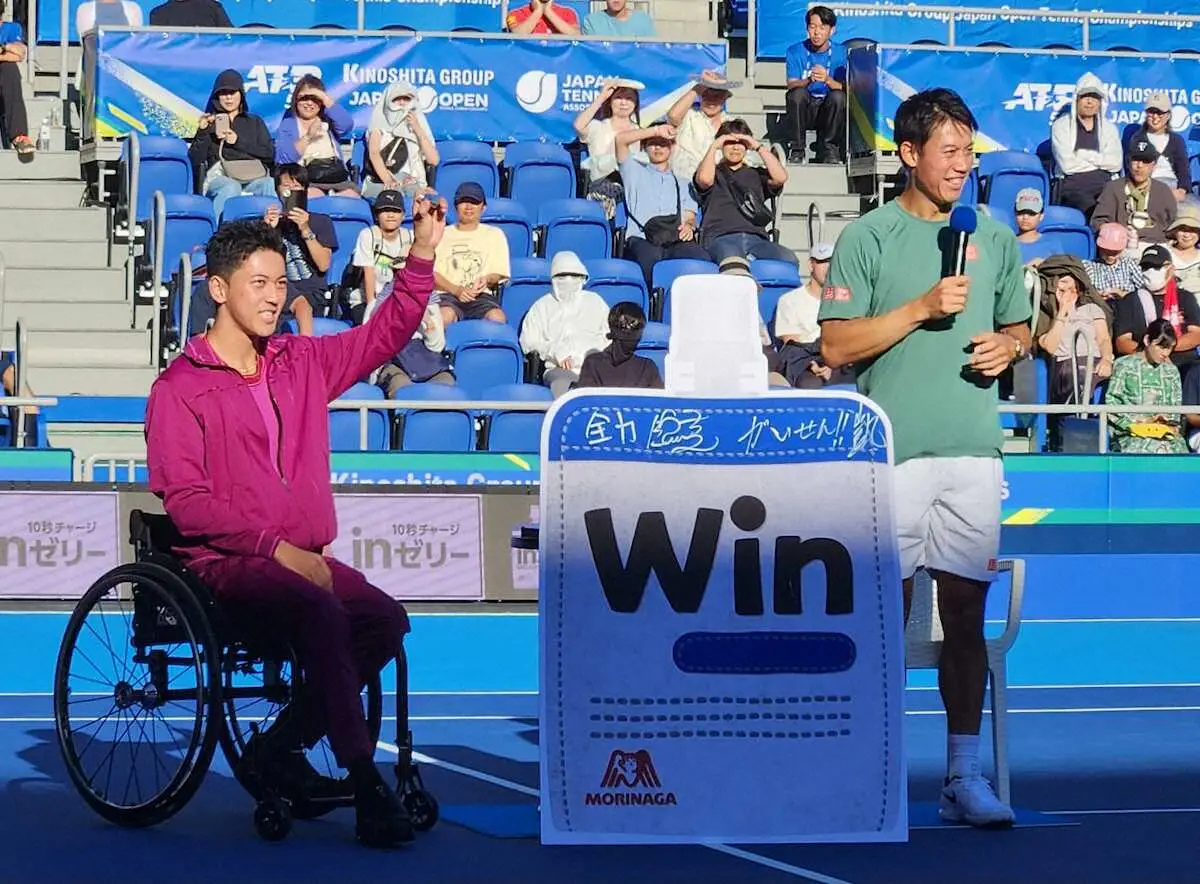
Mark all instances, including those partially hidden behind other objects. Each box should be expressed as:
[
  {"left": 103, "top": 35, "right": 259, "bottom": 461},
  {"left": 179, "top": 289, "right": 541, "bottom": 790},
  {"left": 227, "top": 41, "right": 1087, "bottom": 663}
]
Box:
[{"left": 51, "top": 509, "right": 439, "bottom": 842}]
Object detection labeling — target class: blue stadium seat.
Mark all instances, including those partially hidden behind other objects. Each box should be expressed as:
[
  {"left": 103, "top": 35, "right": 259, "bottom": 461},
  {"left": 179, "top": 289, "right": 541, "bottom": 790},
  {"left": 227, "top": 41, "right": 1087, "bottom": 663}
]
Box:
[
  {"left": 979, "top": 150, "right": 1049, "bottom": 215},
  {"left": 500, "top": 257, "right": 551, "bottom": 334},
  {"left": 393, "top": 382, "right": 476, "bottom": 452},
  {"left": 436, "top": 140, "right": 500, "bottom": 205},
  {"left": 221, "top": 195, "right": 280, "bottom": 224},
  {"left": 958, "top": 167, "right": 980, "bottom": 207},
  {"left": 654, "top": 258, "right": 720, "bottom": 323},
  {"left": 484, "top": 198, "right": 533, "bottom": 259},
  {"left": 124, "top": 136, "right": 193, "bottom": 223},
  {"left": 1040, "top": 205, "right": 1094, "bottom": 260},
  {"left": 445, "top": 319, "right": 524, "bottom": 398},
  {"left": 750, "top": 259, "right": 802, "bottom": 325},
  {"left": 309, "top": 196, "right": 372, "bottom": 291},
  {"left": 283, "top": 317, "right": 351, "bottom": 336},
  {"left": 639, "top": 321, "right": 670, "bottom": 350},
  {"left": 538, "top": 199, "right": 612, "bottom": 261},
  {"left": 585, "top": 258, "right": 649, "bottom": 313},
  {"left": 329, "top": 381, "right": 389, "bottom": 451},
  {"left": 150, "top": 194, "right": 216, "bottom": 286},
  {"left": 502, "top": 141, "right": 578, "bottom": 224},
  {"left": 482, "top": 383, "right": 552, "bottom": 452}
]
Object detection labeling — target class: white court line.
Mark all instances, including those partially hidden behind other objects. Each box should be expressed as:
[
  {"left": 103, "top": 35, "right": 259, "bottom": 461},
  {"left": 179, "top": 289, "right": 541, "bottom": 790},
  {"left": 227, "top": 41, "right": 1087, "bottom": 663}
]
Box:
[
  {"left": 3, "top": 715, "right": 520, "bottom": 724},
  {"left": 907, "top": 706, "right": 1200, "bottom": 716},
  {"left": 375, "top": 743, "right": 858, "bottom": 883},
  {"left": 999, "top": 617, "right": 1200, "bottom": 624},
  {"left": 1045, "top": 807, "right": 1200, "bottom": 816}
]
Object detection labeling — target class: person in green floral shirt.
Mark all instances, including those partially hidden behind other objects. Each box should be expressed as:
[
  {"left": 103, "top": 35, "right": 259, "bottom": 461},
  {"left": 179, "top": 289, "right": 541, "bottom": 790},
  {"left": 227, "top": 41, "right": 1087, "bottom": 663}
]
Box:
[{"left": 1106, "top": 318, "right": 1188, "bottom": 453}]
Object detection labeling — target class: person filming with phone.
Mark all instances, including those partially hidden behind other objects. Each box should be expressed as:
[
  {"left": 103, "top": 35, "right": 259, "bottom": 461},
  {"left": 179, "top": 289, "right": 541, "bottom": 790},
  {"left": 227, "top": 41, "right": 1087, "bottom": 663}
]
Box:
[
  {"left": 263, "top": 164, "right": 338, "bottom": 336},
  {"left": 189, "top": 69, "right": 276, "bottom": 218}
]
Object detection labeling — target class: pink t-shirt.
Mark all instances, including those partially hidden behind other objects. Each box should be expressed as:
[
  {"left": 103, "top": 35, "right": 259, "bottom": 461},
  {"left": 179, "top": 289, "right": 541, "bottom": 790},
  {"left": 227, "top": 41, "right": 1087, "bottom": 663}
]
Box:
[{"left": 245, "top": 369, "right": 280, "bottom": 472}]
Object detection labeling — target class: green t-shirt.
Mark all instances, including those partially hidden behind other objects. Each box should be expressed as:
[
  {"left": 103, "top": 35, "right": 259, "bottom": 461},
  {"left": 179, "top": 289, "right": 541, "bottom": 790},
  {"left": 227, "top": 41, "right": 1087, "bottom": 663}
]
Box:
[{"left": 818, "top": 200, "right": 1031, "bottom": 464}]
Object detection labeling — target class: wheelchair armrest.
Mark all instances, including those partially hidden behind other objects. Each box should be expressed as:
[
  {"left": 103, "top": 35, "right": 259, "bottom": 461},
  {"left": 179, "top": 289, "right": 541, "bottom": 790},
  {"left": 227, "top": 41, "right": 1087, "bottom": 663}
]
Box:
[{"left": 991, "top": 558, "right": 1026, "bottom": 654}]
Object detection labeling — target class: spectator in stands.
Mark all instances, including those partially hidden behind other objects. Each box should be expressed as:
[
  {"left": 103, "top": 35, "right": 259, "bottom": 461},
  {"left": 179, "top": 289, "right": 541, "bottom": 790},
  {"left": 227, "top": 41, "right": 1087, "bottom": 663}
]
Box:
[
  {"left": 576, "top": 302, "right": 663, "bottom": 389},
  {"left": 1166, "top": 204, "right": 1200, "bottom": 295},
  {"left": 694, "top": 119, "right": 795, "bottom": 265},
  {"left": 614, "top": 123, "right": 709, "bottom": 286},
  {"left": 189, "top": 69, "right": 275, "bottom": 219},
  {"left": 1083, "top": 222, "right": 1143, "bottom": 299},
  {"left": 363, "top": 80, "right": 439, "bottom": 200},
  {"left": 717, "top": 257, "right": 790, "bottom": 386},
  {"left": 519, "top": 251, "right": 610, "bottom": 397},
  {"left": 775, "top": 243, "right": 855, "bottom": 388},
  {"left": 666, "top": 70, "right": 734, "bottom": 184},
  {"left": 275, "top": 75, "right": 357, "bottom": 198},
  {"left": 0, "top": 354, "right": 38, "bottom": 447},
  {"left": 1091, "top": 137, "right": 1177, "bottom": 248},
  {"left": 1034, "top": 257, "right": 1113, "bottom": 407},
  {"left": 149, "top": 0, "right": 232, "bottom": 26},
  {"left": 76, "top": 0, "right": 142, "bottom": 36},
  {"left": 1012, "top": 187, "right": 1055, "bottom": 265},
  {"left": 784, "top": 6, "right": 846, "bottom": 165},
  {"left": 433, "top": 182, "right": 509, "bottom": 326},
  {"left": 506, "top": 0, "right": 580, "bottom": 35},
  {"left": 263, "top": 164, "right": 338, "bottom": 337},
  {"left": 0, "top": 4, "right": 33, "bottom": 156},
  {"left": 1112, "top": 244, "right": 1200, "bottom": 382},
  {"left": 582, "top": 0, "right": 655, "bottom": 35},
  {"left": 375, "top": 302, "right": 454, "bottom": 396},
  {"left": 575, "top": 79, "right": 643, "bottom": 219},
  {"left": 1128, "top": 92, "right": 1190, "bottom": 202},
  {"left": 1106, "top": 319, "right": 1187, "bottom": 454},
  {"left": 347, "top": 190, "right": 413, "bottom": 325},
  {"left": 1051, "top": 73, "right": 1121, "bottom": 222}
]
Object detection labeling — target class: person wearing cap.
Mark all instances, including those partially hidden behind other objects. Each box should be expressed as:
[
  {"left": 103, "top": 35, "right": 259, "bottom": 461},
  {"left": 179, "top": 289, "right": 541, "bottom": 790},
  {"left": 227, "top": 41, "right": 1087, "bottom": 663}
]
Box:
[
  {"left": 1112, "top": 243, "right": 1200, "bottom": 381},
  {"left": 347, "top": 190, "right": 413, "bottom": 325},
  {"left": 363, "top": 80, "right": 439, "bottom": 200},
  {"left": 432, "top": 182, "right": 510, "bottom": 326},
  {"left": 574, "top": 79, "right": 644, "bottom": 218},
  {"left": 1091, "top": 136, "right": 1177, "bottom": 247},
  {"left": 1011, "top": 187, "right": 1057, "bottom": 265},
  {"left": 667, "top": 70, "right": 735, "bottom": 184},
  {"left": 717, "top": 257, "right": 790, "bottom": 386},
  {"left": 784, "top": 5, "right": 846, "bottom": 164},
  {"left": 576, "top": 302, "right": 664, "bottom": 390},
  {"left": 582, "top": 0, "right": 655, "bottom": 36},
  {"left": 774, "top": 243, "right": 855, "bottom": 388},
  {"left": 505, "top": 0, "right": 580, "bottom": 35},
  {"left": 1051, "top": 73, "right": 1123, "bottom": 221},
  {"left": 519, "top": 251, "right": 611, "bottom": 397},
  {"left": 1127, "top": 91, "right": 1190, "bottom": 201},
  {"left": 613, "top": 122, "right": 711, "bottom": 286},
  {"left": 1083, "top": 221, "right": 1144, "bottom": 298},
  {"left": 1166, "top": 204, "right": 1200, "bottom": 294}
]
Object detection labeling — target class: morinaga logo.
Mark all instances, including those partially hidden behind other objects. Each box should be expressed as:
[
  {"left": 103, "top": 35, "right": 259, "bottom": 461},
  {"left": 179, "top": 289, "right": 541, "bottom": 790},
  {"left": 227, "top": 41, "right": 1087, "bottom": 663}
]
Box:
[{"left": 585, "top": 749, "right": 677, "bottom": 807}]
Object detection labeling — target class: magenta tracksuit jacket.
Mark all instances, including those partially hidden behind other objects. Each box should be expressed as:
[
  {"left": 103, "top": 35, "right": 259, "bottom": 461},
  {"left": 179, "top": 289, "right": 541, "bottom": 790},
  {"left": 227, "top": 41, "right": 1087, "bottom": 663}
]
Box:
[{"left": 144, "top": 255, "right": 435, "bottom": 573}]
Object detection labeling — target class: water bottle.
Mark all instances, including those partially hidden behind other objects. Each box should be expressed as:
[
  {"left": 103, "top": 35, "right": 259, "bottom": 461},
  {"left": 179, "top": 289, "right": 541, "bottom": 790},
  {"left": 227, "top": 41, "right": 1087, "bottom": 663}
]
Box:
[{"left": 36, "top": 119, "right": 50, "bottom": 152}]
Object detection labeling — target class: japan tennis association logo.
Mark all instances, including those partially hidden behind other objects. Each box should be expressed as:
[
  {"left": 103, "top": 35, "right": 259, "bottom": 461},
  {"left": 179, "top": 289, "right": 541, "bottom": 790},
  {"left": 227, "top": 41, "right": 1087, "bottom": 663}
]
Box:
[{"left": 585, "top": 749, "right": 678, "bottom": 806}]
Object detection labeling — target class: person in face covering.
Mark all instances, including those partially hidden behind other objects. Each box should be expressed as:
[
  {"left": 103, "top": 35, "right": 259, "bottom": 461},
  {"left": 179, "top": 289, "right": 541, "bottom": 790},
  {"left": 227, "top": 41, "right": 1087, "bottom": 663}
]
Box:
[
  {"left": 576, "top": 302, "right": 664, "bottom": 389},
  {"left": 363, "top": 81, "right": 440, "bottom": 199},
  {"left": 1113, "top": 243, "right": 1200, "bottom": 382},
  {"left": 518, "top": 251, "right": 610, "bottom": 397},
  {"left": 188, "top": 69, "right": 276, "bottom": 218}
]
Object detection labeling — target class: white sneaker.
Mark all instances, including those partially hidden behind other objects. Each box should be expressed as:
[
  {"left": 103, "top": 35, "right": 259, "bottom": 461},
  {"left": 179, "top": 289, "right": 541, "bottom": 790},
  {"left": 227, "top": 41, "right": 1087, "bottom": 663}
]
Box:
[{"left": 939, "top": 774, "right": 1016, "bottom": 828}]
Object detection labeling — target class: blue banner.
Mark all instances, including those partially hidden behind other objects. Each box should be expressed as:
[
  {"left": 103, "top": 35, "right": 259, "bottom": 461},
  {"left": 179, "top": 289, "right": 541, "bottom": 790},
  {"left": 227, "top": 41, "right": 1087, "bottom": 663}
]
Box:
[
  {"left": 850, "top": 46, "right": 1200, "bottom": 156},
  {"left": 37, "top": 0, "right": 507, "bottom": 44},
  {"left": 754, "top": 0, "right": 1200, "bottom": 60},
  {"left": 92, "top": 27, "right": 725, "bottom": 143}
]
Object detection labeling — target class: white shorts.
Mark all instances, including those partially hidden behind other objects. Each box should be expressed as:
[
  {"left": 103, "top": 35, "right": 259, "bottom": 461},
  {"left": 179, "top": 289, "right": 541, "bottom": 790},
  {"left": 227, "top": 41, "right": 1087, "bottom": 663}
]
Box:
[{"left": 893, "top": 455, "right": 1002, "bottom": 584}]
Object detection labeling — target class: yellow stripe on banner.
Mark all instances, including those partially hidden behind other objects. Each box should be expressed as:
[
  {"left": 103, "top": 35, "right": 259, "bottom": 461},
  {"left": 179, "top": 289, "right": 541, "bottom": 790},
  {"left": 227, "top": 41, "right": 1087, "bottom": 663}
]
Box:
[
  {"left": 93, "top": 120, "right": 122, "bottom": 139},
  {"left": 503, "top": 453, "right": 532, "bottom": 471},
  {"left": 1003, "top": 508, "right": 1054, "bottom": 525},
  {"left": 105, "top": 103, "right": 148, "bottom": 135}
]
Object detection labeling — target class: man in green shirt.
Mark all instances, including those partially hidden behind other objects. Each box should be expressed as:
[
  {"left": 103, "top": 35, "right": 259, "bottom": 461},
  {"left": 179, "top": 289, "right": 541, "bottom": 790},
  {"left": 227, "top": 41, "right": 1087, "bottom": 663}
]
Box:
[{"left": 818, "top": 88, "right": 1031, "bottom": 828}]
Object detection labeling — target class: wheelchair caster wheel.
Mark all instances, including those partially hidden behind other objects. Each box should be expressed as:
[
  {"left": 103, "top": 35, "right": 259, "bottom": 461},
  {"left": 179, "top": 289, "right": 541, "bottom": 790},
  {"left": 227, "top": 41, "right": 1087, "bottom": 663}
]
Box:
[
  {"left": 403, "top": 789, "right": 439, "bottom": 832},
  {"left": 254, "top": 799, "right": 292, "bottom": 842}
]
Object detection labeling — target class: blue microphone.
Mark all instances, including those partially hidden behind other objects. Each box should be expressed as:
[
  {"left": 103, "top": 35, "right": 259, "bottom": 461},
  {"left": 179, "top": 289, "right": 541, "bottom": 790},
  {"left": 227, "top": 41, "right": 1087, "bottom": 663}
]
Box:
[{"left": 948, "top": 206, "right": 978, "bottom": 277}]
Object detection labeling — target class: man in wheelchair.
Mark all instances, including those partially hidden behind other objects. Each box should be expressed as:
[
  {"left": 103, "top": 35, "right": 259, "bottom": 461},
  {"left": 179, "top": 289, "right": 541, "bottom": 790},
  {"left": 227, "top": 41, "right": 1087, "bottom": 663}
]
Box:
[{"left": 142, "top": 194, "right": 447, "bottom": 848}]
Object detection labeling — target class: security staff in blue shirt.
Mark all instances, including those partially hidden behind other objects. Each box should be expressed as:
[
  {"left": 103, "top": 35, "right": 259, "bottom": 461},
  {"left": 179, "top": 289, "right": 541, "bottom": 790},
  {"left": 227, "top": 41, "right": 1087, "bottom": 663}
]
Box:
[{"left": 784, "top": 5, "right": 846, "bottom": 165}]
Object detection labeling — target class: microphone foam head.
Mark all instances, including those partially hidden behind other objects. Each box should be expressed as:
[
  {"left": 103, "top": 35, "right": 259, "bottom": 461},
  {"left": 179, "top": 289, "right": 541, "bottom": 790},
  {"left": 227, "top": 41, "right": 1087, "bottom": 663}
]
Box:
[{"left": 949, "top": 205, "right": 978, "bottom": 235}]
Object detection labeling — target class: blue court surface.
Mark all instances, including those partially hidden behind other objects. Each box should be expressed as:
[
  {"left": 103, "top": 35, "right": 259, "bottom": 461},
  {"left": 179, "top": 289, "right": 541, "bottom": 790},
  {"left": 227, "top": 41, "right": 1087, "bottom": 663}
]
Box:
[{"left": 1, "top": 600, "right": 1197, "bottom": 884}]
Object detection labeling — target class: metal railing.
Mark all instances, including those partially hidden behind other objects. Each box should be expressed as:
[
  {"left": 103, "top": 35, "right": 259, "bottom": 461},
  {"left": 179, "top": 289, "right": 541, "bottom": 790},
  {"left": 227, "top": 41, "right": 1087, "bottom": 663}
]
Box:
[
  {"left": 999, "top": 402, "right": 1200, "bottom": 454},
  {"left": 122, "top": 131, "right": 141, "bottom": 308},
  {"left": 83, "top": 452, "right": 145, "bottom": 483},
  {"left": 177, "top": 250, "right": 193, "bottom": 350},
  {"left": 146, "top": 189, "right": 166, "bottom": 361}
]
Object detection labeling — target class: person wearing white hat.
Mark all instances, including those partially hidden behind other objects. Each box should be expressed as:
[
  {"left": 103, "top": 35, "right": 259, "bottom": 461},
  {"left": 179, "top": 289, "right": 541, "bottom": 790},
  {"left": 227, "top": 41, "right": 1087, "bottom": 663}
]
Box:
[
  {"left": 1051, "top": 73, "right": 1123, "bottom": 221},
  {"left": 363, "top": 80, "right": 440, "bottom": 200},
  {"left": 1127, "top": 91, "right": 1190, "bottom": 201},
  {"left": 666, "top": 70, "right": 736, "bottom": 183},
  {"left": 1165, "top": 204, "right": 1200, "bottom": 294},
  {"left": 519, "top": 251, "right": 612, "bottom": 397},
  {"left": 774, "top": 243, "right": 855, "bottom": 387}
]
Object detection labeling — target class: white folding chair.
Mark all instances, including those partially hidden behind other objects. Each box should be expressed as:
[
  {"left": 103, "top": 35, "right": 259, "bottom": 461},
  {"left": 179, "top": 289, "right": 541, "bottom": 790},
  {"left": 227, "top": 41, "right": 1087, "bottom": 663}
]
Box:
[{"left": 904, "top": 558, "right": 1026, "bottom": 804}]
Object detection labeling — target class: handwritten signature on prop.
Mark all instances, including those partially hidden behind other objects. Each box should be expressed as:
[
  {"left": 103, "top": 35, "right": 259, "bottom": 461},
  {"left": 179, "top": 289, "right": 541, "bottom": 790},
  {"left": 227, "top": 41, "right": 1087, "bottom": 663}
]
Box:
[{"left": 647, "top": 409, "right": 718, "bottom": 454}]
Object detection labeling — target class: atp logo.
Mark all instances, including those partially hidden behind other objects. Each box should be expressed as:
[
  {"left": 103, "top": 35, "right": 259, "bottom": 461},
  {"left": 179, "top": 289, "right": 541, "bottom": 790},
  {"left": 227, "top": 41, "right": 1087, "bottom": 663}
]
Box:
[
  {"left": 585, "top": 749, "right": 677, "bottom": 806},
  {"left": 243, "top": 64, "right": 323, "bottom": 96}
]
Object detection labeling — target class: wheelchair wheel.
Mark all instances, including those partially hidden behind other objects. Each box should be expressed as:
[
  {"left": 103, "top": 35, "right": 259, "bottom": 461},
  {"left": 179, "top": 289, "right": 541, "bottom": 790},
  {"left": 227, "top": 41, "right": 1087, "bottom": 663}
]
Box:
[
  {"left": 53, "top": 563, "right": 222, "bottom": 828},
  {"left": 219, "top": 648, "right": 383, "bottom": 820}
]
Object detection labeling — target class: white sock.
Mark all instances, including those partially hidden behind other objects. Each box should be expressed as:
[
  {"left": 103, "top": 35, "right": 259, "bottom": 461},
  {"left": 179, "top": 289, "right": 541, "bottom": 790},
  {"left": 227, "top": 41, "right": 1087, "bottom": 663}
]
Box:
[{"left": 947, "top": 733, "right": 980, "bottom": 779}]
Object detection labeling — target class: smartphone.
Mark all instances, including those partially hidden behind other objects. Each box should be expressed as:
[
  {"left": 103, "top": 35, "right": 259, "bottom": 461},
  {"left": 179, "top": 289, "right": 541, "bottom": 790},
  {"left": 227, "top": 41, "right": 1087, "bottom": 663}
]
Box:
[
  {"left": 281, "top": 187, "right": 308, "bottom": 215},
  {"left": 214, "top": 113, "right": 231, "bottom": 138}
]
